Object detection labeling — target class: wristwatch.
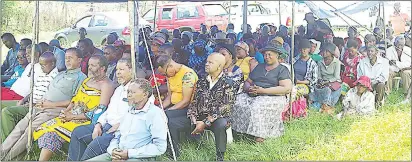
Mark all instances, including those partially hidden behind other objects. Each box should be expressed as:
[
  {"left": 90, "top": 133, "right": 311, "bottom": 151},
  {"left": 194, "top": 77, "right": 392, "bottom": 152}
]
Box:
[{"left": 203, "top": 119, "right": 212, "bottom": 127}]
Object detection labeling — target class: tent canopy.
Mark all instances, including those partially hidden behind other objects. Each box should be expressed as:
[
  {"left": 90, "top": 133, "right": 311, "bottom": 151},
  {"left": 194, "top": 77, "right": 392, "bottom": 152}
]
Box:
[
  {"left": 63, "top": 0, "right": 211, "bottom": 2},
  {"left": 303, "top": 1, "right": 382, "bottom": 19}
]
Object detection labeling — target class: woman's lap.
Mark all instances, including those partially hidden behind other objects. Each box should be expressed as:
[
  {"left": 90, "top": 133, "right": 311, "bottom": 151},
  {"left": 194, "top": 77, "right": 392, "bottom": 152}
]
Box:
[
  {"left": 310, "top": 87, "right": 341, "bottom": 106},
  {"left": 232, "top": 94, "right": 286, "bottom": 138}
]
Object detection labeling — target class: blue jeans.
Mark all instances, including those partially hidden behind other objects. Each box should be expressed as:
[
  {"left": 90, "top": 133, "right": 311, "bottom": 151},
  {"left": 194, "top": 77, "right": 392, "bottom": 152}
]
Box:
[
  {"left": 67, "top": 123, "right": 115, "bottom": 161},
  {"left": 309, "top": 86, "right": 342, "bottom": 108}
]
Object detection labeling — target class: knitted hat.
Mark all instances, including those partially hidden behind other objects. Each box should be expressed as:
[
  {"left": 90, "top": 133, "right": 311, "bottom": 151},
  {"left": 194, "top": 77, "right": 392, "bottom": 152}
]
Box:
[
  {"left": 354, "top": 76, "right": 373, "bottom": 91},
  {"left": 151, "top": 36, "right": 165, "bottom": 46},
  {"left": 271, "top": 36, "right": 284, "bottom": 45}
]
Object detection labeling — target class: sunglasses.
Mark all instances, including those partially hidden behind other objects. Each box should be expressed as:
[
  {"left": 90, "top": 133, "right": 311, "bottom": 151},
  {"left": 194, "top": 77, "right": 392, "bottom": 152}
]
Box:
[{"left": 17, "top": 55, "right": 27, "bottom": 59}]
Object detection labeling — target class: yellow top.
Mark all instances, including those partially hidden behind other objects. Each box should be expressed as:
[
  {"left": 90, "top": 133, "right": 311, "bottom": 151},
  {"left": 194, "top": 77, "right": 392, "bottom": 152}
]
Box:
[
  {"left": 168, "top": 65, "right": 198, "bottom": 105},
  {"left": 33, "top": 78, "right": 102, "bottom": 142},
  {"left": 236, "top": 56, "right": 252, "bottom": 80}
]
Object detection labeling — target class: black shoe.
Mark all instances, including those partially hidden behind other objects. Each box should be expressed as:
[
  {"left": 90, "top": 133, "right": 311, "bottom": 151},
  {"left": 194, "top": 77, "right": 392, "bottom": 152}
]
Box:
[{"left": 216, "top": 152, "right": 225, "bottom": 161}]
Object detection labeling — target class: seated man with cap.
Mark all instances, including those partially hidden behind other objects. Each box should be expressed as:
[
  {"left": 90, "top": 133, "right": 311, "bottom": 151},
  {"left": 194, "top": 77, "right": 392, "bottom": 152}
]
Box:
[{"left": 385, "top": 36, "right": 411, "bottom": 95}]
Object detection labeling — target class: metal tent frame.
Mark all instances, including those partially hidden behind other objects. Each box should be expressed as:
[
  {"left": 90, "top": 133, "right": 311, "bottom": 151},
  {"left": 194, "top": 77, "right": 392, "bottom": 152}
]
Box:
[{"left": 1, "top": 0, "right": 400, "bottom": 160}]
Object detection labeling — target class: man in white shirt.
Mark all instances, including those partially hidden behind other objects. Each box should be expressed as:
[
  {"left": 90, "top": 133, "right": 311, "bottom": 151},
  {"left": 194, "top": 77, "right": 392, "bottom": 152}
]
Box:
[
  {"left": 1, "top": 44, "right": 42, "bottom": 100},
  {"left": 385, "top": 36, "right": 411, "bottom": 94},
  {"left": 357, "top": 46, "right": 389, "bottom": 108},
  {"left": 67, "top": 58, "right": 134, "bottom": 161},
  {"left": 10, "top": 44, "right": 42, "bottom": 98}
]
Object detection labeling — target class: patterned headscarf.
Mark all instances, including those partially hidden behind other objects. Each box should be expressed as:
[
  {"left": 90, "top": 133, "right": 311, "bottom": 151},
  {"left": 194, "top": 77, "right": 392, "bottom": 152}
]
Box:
[
  {"left": 193, "top": 39, "right": 206, "bottom": 50},
  {"left": 189, "top": 39, "right": 208, "bottom": 77}
]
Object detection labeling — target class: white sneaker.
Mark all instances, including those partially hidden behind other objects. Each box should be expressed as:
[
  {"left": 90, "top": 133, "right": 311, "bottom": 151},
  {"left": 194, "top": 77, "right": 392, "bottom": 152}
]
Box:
[
  {"left": 336, "top": 112, "right": 343, "bottom": 120},
  {"left": 400, "top": 99, "right": 410, "bottom": 105}
]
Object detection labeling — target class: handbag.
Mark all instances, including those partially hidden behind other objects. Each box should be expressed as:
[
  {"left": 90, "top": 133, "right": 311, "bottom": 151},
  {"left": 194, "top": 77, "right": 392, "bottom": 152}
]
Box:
[{"left": 282, "top": 96, "right": 307, "bottom": 121}]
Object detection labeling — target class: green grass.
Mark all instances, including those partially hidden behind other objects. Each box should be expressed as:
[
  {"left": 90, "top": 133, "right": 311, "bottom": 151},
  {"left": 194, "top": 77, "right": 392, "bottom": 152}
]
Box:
[{"left": 2, "top": 90, "right": 408, "bottom": 161}]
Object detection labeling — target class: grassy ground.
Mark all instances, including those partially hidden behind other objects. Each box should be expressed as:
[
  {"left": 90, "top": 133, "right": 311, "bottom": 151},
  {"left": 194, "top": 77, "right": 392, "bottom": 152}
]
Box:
[{"left": 3, "top": 90, "right": 406, "bottom": 161}]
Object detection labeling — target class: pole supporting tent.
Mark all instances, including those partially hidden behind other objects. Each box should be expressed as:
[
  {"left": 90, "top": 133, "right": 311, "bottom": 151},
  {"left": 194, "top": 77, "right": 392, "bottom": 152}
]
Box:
[
  {"left": 278, "top": 1, "right": 281, "bottom": 26},
  {"left": 129, "top": 0, "right": 138, "bottom": 78},
  {"left": 242, "top": 0, "right": 247, "bottom": 34},
  {"left": 129, "top": 1, "right": 177, "bottom": 161},
  {"left": 288, "top": 1, "right": 295, "bottom": 121},
  {"left": 382, "top": 2, "right": 387, "bottom": 53},
  {"left": 0, "top": 0, "right": 3, "bottom": 57},
  {"left": 27, "top": 0, "right": 40, "bottom": 159},
  {"left": 153, "top": 1, "right": 158, "bottom": 31}
]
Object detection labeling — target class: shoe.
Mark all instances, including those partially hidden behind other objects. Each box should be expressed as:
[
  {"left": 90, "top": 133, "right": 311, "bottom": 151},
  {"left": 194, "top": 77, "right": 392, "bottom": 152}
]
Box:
[
  {"left": 310, "top": 102, "right": 321, "bottom": 111},
  {"left": 336, "top": 112, "right": 343, "bottom": 120},
  {"left": 216, "top": 152, "right": 225, "bottom": 161},
  {"left": 320, "top": 104, "right": 335, "bottom": 115},
  {"left": 400, "top": 99, "right": 410, "bottom": 105}
]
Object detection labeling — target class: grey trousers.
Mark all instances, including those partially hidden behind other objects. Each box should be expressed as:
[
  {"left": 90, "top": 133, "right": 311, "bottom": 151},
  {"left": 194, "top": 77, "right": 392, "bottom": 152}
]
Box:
[
  {"left": 87, "top": 153, "right": 156, "bottom": 161},
  {"left": 0, "top": 108, "right": 63, "bottom": 161}
]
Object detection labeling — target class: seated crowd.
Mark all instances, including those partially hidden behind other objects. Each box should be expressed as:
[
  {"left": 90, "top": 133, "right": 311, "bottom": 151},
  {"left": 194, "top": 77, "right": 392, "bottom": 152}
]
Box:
[{"left": 1, "top": 12, "right": 411, "bottom": 161}]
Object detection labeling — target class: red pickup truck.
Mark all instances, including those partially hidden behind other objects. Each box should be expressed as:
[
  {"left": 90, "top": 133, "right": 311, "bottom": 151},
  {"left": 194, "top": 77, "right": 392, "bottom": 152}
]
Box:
[{"left": 142, "top": 2, "right": 229, "bottom": 32}]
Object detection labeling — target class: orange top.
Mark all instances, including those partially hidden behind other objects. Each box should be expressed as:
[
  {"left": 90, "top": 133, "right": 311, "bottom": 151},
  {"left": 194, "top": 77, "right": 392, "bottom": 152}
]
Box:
[{"left": 390, "top": 13, "right": 410, "bottom": 35}]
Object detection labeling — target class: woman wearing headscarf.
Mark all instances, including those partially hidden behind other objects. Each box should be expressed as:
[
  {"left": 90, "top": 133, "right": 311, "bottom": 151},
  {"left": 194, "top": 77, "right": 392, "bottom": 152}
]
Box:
[
  {"left": 226, "top": 33, "right": 237, "bottom": 45},
  {"left": 309, "top": 39, "right": 322, "bottom": 61},
  {"left": 245, "top": 39, "right": 264, "bottom": 63},
  {"left": 217, "top": 43, "right": 244, "bottom": 92},
  {"left": 172, "top": 29, "right": 181, "bottom": 39},
  {"left": 181, "top": 31, "right": 194, "bottom": 53},
  {"left": 188, "top": 39, "right": 209, "bottom": 77},
  {"left": 256, "top": 25, "right": 270, "bottom": 49},
  {"left": 231, "top": 45, "right": 292, "bottom": 142},
  {"left": 235, "top": 41, "right": 253, "bottom": 80}
]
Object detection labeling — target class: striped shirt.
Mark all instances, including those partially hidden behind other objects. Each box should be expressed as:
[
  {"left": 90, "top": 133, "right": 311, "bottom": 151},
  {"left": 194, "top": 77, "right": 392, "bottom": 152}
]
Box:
[{"left": 33, "top": 68, "right": 59, "bottom": 103}]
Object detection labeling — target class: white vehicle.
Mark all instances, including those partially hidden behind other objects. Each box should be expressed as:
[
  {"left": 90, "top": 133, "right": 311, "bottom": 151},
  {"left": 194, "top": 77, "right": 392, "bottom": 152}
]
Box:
[{"left": 225, "top": 2, "right": 306, "bottom": 33}]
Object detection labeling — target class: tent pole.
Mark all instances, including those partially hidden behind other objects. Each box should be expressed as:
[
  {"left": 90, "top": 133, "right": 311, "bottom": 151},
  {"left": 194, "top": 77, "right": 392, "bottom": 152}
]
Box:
[
  {"left": 130, "top": 0, "right": 139, "bottom": 78},
  {"left": 383, "top": 2, "right": 387, "bottom": 52},
  {"left": 289, "top": 0, "right": 295, "bottom": 121},
  {"left": 131, "top": 1, "right": 177, "bottom": 161},
  {"left": 228, "top": 0, "right": 232, "bottom": 23},
  {"left": 378, "top": 2, "right": 381, "bottom": 28},
  {"left": 27, "top": 0, "right": 39, "bottom": 158},
  {"left": 0, "top": 0, "right": 3, "bottom": 57},
  {"left": 140, "top": 24, "right": 179, "bottom": 162},
  {"left": 153, "top": 0, "right": 157, "bottom": 31},
  {"left": 242, "top": 0, "right": 247, "bottom": 34},
  {"left": 278, "top": 1, "right": 281, "bottom": 26}
]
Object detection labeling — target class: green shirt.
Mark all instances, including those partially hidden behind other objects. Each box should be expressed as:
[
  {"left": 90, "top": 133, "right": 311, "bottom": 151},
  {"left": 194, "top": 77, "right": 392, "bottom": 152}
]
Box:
[
  {"left": 317, "top": 57, "right": 341, "bottom": 82},
  {"left": 44, "top": 68, "right": 87, "bottom": 102}
]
